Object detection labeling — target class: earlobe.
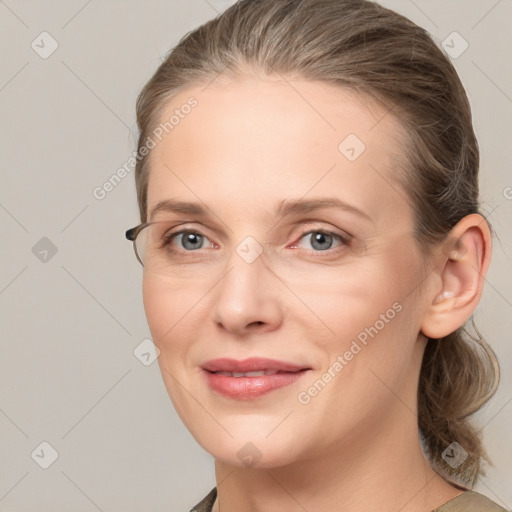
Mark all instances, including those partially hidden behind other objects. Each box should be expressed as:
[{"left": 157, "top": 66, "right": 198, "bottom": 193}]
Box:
[{"left": 421, "top": 214, "right": 491, "bottom": 340}]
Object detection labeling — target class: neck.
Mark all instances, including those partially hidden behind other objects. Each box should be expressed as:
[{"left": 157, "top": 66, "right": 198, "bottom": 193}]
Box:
[{"left": 212, "top": 407, "right": 462, "bottom": 512}]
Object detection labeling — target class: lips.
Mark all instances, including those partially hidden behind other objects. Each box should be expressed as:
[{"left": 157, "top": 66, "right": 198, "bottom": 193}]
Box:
[
  {"left": 202, "top": 357, "right": 309, "bottom": 373},
  {"left": 201, "top": 358, "right": 311, "bottom": 400},
  {"left": 214, "top": 369, "right": 280, "bottom": 377}
]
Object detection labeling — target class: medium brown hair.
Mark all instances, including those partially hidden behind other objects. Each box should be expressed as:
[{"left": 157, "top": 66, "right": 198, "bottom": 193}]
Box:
[{"left": 133, "top": 0, "right": 499, "bottom": 486}]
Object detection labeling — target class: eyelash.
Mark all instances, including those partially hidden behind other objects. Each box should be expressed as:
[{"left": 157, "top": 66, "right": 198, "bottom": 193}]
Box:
[{"left": 163, "top": 227, "right": 351, "bottom": 256}]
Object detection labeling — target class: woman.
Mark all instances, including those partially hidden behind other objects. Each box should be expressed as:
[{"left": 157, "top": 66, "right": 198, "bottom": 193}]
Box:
[{"left": 125, "top": 1, "right": 506, "bottom": 510}]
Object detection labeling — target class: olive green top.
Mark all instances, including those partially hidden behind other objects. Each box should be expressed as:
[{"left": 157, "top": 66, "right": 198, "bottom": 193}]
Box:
[{"left": 190, "top": 487, "right": 508, "bottom": 512}]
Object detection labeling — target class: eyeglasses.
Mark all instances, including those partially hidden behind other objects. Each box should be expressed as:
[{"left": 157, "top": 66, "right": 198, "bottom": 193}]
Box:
[
  {"left": 126, "top": 221, "right": 176, "bottom": 268},
  {"left": 125, "top": 220, "right": 219, "bottom": 272},
  {"left": 125, "top": 223, "right": 147, "bottom": 266},
  {"left": 126, "top": 220, "right": 417, "bottom": 278}
]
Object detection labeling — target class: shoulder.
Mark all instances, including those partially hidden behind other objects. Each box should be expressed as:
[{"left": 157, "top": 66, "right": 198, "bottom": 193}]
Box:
[
  {"left": 186, "top": 488, "right": 508, "bottom": 512},
  {"left": 433, "top": 490, "right": 508, "bottom": 512},
  {"left": 188, "top": 487, "right": 217, "bottom": 512}
]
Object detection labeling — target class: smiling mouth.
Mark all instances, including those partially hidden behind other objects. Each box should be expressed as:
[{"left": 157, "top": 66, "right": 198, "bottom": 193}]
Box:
[
  {"left": 211, "top": 369, "right": 293, "bottom": 377},
  {"left": 201, "top": 357, "right": 310, "bottom": 374},
  {"left": 201, "top": 358, "right": 311, "bottom": 400}
]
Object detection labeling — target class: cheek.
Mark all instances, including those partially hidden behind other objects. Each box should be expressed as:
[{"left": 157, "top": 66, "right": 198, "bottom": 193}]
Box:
[
  {"left": 142, "top": 272, "right": 207, "bottom": 337},
  {"left": 291, "top": 259, "right": 410, "bottom": 339},
  {"left": 317, "top": 257, "right": 422, "bottom": 408},
  {"left": 307, "top": 284, "right": 411, "bottom": 385},
  {"left": 142, "top": 276, "right": 169, "bottom": 340},
  {"left": 301, "top": 249, "right": 422, "bottom": 382},
  {"left": 142, "top": 274, "right": 199, "bottom": 362},
  {"left": 142, "top": 275, "right": 203, "bottom": 413}
]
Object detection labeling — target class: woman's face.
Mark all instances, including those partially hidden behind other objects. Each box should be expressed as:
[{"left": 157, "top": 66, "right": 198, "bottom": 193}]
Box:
[{"left": 142, "top": 76, "right": 432, "bottom": 468}]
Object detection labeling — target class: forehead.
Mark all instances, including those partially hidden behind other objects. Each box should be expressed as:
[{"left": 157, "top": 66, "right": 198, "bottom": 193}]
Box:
[{"left": 145, "top": 77, "right": 413, "bottom": 230}]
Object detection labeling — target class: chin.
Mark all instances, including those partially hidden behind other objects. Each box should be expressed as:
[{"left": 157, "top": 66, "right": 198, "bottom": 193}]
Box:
[
  {"left": 182, "top": 416, "right": 304, "bottom": 467},
  {"left": 203, "top": 436, "right": 302, "bottom": 470}
]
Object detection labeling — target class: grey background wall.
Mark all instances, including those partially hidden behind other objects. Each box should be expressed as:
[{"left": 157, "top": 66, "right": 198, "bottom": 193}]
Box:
[{"left": 1, "top": 0, "right": 511, "bottom": 510}]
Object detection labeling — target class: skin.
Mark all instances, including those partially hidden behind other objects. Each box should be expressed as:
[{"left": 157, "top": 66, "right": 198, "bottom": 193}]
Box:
[{"left": 140, "top": 76, "right": 491, "bottom": 511}]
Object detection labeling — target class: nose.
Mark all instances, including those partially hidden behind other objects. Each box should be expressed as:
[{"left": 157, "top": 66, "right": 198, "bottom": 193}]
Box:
[{"left": 211, "top": 245, "right": 284, "bottom": 336}]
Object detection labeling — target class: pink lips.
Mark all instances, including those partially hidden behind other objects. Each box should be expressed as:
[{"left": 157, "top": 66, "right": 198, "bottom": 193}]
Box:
[{"left": 201, "top": 357, "right": 310, "bottom": 400}]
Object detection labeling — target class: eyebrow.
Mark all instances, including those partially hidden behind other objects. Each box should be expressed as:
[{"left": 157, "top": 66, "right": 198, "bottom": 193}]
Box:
[{"left": 149, "top": 197, "right": 372, "bottom": 222}]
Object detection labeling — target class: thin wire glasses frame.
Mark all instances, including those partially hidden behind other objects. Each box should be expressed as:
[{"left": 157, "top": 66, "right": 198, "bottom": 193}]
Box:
[
  {"left": 126, "top": 221, "right": 207, "bottom": 267},
  {"left": 125, "top": 223, "right": 149, "bottom": 266}
]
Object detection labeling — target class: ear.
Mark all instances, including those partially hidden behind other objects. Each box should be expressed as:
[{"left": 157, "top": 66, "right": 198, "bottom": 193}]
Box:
[{"left": 420, "top": 213, "right": 492, "bottom": 339}]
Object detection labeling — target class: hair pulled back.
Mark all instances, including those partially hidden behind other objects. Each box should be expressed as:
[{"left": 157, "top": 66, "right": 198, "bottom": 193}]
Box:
[{"left": 133, "top": 0, "right": 499, "bottom": 486}]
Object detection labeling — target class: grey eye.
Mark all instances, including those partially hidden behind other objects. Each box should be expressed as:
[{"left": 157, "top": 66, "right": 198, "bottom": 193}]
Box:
[
  {"left": 308, "top": 232, "right": 334, "bottom": 251},
  {"left": 296, "top": 230, "right": 347, "bottom": 252},
  {"left": 174, "top": 231, "right": 208, "bottom": 250}
]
